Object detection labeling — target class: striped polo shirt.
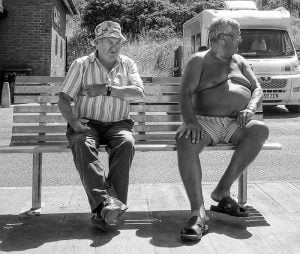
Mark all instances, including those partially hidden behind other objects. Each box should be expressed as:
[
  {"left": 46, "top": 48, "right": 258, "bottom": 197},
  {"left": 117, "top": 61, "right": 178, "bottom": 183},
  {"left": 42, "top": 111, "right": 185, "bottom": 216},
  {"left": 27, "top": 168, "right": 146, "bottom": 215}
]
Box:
[{"left": 60, "top": 51, "right": 144, "bottom": 122}]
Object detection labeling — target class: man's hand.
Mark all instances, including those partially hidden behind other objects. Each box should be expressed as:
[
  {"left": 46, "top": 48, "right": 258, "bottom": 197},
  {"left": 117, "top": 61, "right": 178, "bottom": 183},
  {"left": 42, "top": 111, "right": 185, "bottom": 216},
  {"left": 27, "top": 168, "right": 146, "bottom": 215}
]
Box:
[
  {"left": 82, "top": 84, "right": 107, "bottom": 97},
  {"left": 176, "top": 121, "right": 203, "bottom": 144},
  {"left": 70, "top": 118, "right": 91, "bottom": 133},
  {"left": 237, "top": 109, "right": 255, "bottom": 128}
]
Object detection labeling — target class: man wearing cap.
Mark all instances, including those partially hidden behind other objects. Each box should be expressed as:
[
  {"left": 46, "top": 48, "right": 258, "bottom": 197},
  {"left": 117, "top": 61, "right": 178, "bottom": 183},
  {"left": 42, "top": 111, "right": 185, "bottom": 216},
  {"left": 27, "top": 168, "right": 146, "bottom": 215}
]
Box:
[{"left": 58, "top": 21, "right": 144, "bottom": 232}]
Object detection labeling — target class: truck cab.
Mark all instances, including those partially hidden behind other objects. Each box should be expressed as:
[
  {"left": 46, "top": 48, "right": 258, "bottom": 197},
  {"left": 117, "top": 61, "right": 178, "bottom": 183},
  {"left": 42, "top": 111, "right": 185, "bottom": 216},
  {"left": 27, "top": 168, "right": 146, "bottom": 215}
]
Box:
[{"left": 183, "top": 1, "right": 300, "bottom": 112}]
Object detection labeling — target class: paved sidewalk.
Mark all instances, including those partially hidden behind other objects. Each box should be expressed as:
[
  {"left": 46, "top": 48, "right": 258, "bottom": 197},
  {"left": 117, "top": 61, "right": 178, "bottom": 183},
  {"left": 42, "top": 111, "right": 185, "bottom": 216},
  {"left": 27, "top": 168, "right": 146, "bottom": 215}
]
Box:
[{"left": 0, "top": 182, "right": 299, "bottom": 254}]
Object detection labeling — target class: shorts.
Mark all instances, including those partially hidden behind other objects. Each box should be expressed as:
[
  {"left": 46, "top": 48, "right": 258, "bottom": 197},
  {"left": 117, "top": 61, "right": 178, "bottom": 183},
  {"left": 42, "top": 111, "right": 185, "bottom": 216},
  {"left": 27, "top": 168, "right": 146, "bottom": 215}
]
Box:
[{"left": 178, "top": 115, "right": 240, "bottom": 145}]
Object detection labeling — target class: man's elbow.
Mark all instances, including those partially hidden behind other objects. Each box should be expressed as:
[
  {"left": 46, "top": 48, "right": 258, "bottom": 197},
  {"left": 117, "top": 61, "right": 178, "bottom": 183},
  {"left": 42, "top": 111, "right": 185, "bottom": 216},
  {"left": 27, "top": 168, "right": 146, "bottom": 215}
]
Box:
[
  {"left": 128, "top": 87, "right": 144, "bottom": 102},
  {"left": 137, "top": 87, "right": 145, "bottom": 99},
  {"left": 58, "top": 93, "right": 72, "bottom": 109},
  {"left": 132, "top": 87, "right": 145, "bottom": 100}
]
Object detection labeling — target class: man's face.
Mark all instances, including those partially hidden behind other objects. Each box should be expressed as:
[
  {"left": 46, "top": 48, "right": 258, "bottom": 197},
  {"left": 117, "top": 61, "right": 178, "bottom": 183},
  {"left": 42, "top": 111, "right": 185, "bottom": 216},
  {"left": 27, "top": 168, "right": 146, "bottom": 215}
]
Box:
[
  {"left": 96, "top": 37, "right": 123, "bottom": 64},
  {"left": 218, "top": 27, "right": 241, "bottom": 55}
]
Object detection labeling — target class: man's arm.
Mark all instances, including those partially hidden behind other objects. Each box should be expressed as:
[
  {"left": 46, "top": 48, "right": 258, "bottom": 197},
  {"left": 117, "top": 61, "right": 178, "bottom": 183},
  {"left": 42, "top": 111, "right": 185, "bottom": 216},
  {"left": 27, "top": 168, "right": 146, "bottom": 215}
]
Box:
[
  {"left": 177, "top": 54, "right": 204, "bottom": 144},
  {"left": 83, "top": 60, "right": 145, "bottom": 101},
  {"left": 58, "top": 58, "right": 90, "bottom": 133},
  {"left": 110, "top": 84, "right": 144, "bottom": 101},
  {"left": 58, "top": 93, "right": 90, "bottom": 133},
  {"left": 241, "top": 57, "right": 263, "bottom": 112},
  {"left": 238, "top": 56, "right": 263, "bottom": 127}
]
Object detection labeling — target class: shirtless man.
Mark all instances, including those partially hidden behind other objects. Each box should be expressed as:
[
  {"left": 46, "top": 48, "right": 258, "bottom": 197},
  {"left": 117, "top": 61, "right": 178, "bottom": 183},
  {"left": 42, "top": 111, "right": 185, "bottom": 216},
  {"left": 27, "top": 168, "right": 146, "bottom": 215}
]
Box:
[{"left": 176, "top": 17, "right": 269, "bottom": 241}]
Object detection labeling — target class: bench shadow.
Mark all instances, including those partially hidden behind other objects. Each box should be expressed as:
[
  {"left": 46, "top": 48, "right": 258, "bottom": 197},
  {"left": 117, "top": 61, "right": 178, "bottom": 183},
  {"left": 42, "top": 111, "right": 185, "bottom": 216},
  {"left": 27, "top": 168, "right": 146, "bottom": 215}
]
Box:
[{"left": 0, "top": 208, "right": 269, "bottom": 251}]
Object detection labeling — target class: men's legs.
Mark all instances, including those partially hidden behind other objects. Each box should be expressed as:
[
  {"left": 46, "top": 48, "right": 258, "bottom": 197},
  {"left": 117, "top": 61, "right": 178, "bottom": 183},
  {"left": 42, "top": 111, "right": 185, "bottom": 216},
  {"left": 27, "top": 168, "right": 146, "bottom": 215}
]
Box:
[
  {"left": 176, "top": 132, "right": 212, "bottom": 219},
  {"left": 66, "top": 126, "right": 110, "bottom": 212},
  {"left": 104, "top": 119, "right": 135, "bottom": 204},
  {"left": 211, "top": 120, "right": 269, "bottom": 201}
]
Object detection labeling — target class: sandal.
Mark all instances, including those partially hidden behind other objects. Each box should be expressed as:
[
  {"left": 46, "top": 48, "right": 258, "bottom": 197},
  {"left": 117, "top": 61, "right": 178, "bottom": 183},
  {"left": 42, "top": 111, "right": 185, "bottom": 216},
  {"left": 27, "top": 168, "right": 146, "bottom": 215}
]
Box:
[
  {"left": 210, "top": 197, "right": 249, "bottom": 217},
  {"left": 180, "top": 216, "right": 208, "bottom": 241}
]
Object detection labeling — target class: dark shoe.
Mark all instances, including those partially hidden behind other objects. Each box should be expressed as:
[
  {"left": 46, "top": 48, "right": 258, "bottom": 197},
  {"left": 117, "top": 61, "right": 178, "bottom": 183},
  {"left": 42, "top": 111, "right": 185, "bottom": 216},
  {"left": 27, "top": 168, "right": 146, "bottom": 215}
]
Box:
[
  {"left": 210, "top": 197, "right": 249, "bottom": 217},
  {"left": 180, "top": 216, "right": 208, "bottom": 241},
  {"left": 91, "top": 213, "right": 111, "bottom": 232},
  {"left": 100, "top": 197, "right": 128, "bottom": 224}
]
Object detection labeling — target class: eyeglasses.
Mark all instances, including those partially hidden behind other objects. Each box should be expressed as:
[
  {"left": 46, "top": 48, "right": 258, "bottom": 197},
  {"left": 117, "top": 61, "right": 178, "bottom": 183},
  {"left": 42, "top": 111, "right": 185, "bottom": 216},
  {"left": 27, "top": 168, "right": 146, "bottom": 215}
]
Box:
[
  {"left": 102, "top": 39, "right": 124, "bottom": 48},
  {"left": 219, "top": 33, "right": 242, "bottom": 43}
]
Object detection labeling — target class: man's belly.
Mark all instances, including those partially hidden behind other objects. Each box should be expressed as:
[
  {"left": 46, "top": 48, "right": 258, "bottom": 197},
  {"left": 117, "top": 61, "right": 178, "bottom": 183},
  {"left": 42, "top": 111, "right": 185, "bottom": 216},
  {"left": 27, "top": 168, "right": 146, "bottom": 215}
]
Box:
[{"left": 192, "top": 82, "right": 251, "bottom": 117}]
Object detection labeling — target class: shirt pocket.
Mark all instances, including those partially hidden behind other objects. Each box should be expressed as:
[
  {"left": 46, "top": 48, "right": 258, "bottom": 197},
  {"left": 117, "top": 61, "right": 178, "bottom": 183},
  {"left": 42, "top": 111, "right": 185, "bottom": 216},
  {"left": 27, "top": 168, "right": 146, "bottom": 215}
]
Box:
[{"left": 115, "top": 72, "right": 129, "bottom": 87}]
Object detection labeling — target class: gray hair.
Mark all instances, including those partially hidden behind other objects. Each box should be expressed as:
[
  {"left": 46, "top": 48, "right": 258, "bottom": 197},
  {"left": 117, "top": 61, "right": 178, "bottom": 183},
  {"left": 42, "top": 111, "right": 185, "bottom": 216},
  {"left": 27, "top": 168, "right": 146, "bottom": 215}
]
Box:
[{"left": 208, "top": 17, "right": 240, "bottom": 43}]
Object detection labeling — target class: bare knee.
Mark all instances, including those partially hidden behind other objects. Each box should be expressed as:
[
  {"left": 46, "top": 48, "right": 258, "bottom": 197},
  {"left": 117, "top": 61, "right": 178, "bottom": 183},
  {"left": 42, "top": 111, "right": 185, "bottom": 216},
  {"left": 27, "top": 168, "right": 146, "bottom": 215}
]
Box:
[
  {"left": 176, "top": 135, "right": 192, "bottom": 154},
  {"left": 246, "top": 121, "right": 269, "bottom": 143},
  {"left": 176, "top": 135, "right": 206, "bottom": 159}
]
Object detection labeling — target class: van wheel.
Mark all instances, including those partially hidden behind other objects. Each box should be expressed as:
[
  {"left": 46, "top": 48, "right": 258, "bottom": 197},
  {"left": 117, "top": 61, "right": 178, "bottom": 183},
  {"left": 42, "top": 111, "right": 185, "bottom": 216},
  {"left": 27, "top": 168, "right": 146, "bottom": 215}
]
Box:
[{"left": 286, "top": 105, "right": 300, "bottom": 113}]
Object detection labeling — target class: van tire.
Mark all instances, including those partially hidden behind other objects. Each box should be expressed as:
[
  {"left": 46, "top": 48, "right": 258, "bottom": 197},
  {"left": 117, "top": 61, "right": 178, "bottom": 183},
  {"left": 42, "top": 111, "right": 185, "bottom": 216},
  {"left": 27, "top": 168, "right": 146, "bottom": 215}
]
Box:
[{"left": 286, "top": 105, "right": 300, "bottom": 113}]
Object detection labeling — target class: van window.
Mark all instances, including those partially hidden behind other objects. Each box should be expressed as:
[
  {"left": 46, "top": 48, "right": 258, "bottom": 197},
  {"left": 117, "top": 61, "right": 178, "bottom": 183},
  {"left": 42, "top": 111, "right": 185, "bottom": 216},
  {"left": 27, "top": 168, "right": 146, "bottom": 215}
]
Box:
[
  {"left": 196, "top": 33, "right": 201, "bottom": 51},
  {"left": 238, "top": 29, "right": 295, "bottom": 58},
  {"left": 191, "top": 35, "right": 195, "bottom": 54}
]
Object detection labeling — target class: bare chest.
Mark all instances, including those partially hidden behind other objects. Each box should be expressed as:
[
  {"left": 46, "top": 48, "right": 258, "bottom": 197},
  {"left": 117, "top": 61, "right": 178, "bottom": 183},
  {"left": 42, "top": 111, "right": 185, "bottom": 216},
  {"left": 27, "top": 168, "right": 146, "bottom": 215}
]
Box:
[{"left": 198, "top": 58, "right": 250, "bottom": 91}]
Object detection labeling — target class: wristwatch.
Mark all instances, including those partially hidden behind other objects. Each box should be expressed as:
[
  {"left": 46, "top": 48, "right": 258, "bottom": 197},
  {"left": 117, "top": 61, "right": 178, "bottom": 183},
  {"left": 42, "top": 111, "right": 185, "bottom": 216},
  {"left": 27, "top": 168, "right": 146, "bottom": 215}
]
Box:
[{"left": 106, "top": 84, "right": 112, "bottom": 96}]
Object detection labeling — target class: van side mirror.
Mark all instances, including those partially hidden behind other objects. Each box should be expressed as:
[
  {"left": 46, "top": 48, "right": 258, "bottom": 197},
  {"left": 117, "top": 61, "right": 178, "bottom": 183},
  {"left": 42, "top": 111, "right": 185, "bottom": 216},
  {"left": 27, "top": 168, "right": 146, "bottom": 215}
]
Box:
[{"left": 198, "top": 46, "right": 208, "bottom": 52}]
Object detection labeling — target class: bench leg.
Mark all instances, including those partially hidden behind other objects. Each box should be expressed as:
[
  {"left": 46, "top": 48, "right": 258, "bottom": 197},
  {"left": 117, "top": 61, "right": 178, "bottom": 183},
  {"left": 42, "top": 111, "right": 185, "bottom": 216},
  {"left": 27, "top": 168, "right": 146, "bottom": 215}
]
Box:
[
  {"left": 30, "top": 153, "right": 42, "bottom": 215},
  {"left": 238, "top": 169, "right": 247, "bottom": 205}
]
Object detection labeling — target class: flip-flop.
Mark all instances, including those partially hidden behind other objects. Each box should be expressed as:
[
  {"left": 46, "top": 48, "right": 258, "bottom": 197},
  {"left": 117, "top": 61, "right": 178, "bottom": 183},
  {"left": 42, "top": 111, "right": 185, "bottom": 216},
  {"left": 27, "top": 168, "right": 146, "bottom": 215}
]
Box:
[
  {"left": 180, "top": 216, "right": 209, "bottom": 241},
  {"left": 210, "top": 197, "right": 249, "bottom": 217}
]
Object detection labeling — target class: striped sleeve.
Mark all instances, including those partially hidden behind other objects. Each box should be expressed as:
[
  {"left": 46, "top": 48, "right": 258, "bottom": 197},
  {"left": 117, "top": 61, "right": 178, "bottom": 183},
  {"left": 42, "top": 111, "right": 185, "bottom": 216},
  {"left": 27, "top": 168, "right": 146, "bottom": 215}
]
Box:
[
  {"left": 127, "top": 59, "right": 144, "bottom": 91},
  {"left": 60, "top": 59, "right": 83, "bottom": 100}
]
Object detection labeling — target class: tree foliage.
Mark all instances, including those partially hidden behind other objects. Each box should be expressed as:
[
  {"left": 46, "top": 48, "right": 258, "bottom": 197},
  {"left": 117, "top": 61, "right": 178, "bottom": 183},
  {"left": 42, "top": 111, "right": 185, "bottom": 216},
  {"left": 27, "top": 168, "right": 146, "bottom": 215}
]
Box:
[{"left": 81, "top": 0, "right": 224, "bottom": 40}]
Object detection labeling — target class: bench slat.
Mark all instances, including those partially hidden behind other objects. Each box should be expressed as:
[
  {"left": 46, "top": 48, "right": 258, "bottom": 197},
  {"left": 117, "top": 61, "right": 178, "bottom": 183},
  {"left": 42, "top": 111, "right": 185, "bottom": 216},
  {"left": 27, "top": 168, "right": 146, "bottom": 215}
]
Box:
[
  {"left": 12, "top": 125, "right": 180, "bottom": 133},
  {"left": 11, "top": 135, "right": 68, "bottom": 142},
  {"left": 13, "top": 115, "right": 66, "bottom": 123},
  {"left": 14, "top": 95, "right": 180, "bottom": 104},
  {"left": 14, "top": 96, "right": 58, "bottom": 104},
  {"left": 15, "top": 76, "right": 64, "bottom": 84},
  {"left": 12, "top": 126, "right": 67, "bottom": 133},
  {"left": 130, "top": 104, "right": 180, "bottom": 112},
  {"left": 145, "top": 85, "right": 180, "bottom": 95},
  {"left": 144, "top": 77, "right": 181, "bottom": 84},
  {"left": 13, "top": 114, "right": 182, "bottom": 123},
  {"left": 14, "top": 76, "right": 182, "bottom": 85},
  {"left": 13, "top": 104, "right": 181, "bottom": 113},
  {"left": 14, "top": 105, "right": 61, "bottom": 113},
  {"left": 11, "top": 133, "right": 177, "bottom": 143},
  {"left": 14, "top": 84, "right": 181, "bottom": 95},
  {"left": 14, "top": 85, "right": 60, "bottom": 94},
  {"left": 144, "top": 95, "right": 179, "bottom": 103}
]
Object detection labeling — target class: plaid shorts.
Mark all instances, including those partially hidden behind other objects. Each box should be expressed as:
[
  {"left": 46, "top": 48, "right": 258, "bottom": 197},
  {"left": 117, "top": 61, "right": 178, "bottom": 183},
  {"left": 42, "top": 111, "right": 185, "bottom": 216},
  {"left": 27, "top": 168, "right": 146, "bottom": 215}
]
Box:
[{"left": 195, "top": 115, "right": 240, "bottom": 145}]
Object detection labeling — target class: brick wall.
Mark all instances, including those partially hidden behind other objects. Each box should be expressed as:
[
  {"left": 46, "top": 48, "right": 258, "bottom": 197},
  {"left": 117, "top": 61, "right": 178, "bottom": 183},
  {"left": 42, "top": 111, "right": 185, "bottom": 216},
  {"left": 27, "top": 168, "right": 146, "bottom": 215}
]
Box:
[
  {"left": 0, "top": 0, "right": 71, "bottom": 101},
  {"left": 0, "top": 0, "right": 53, "bottom": 79}
]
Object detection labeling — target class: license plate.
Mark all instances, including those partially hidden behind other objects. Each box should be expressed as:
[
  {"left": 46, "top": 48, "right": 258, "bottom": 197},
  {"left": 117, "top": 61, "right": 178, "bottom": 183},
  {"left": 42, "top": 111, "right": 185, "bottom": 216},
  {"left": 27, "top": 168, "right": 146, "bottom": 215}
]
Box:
[{"left": 263, "top": 93, "right": 279, "bottom": 100}]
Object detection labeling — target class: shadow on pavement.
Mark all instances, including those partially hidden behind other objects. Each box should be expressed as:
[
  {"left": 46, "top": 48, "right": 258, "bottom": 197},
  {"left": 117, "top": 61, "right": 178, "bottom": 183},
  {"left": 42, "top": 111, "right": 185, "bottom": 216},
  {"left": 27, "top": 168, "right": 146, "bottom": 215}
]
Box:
[{"left": 0, "top": 209, "right": 269, "bottom": 251}]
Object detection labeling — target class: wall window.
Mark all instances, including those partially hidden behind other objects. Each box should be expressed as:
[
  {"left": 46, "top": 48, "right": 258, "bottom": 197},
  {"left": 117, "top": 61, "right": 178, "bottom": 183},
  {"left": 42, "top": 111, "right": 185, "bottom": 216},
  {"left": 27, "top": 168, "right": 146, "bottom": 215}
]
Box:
[
  {"left": 55, "top": 35, "right": 58, "bottom": 55},
  {"left": 53, "top": 6, "right": 61, "bottom": 28},
  {"left": 60, "top": 39, "right": 63, "bottom": 58}
]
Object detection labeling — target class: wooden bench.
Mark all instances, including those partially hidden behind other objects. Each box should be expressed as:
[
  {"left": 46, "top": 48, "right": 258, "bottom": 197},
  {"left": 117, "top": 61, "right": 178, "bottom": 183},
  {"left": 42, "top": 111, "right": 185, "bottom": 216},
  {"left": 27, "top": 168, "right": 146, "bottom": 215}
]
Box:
[{"left": 0, "top": 76, "right": 282, "bottom": 214}]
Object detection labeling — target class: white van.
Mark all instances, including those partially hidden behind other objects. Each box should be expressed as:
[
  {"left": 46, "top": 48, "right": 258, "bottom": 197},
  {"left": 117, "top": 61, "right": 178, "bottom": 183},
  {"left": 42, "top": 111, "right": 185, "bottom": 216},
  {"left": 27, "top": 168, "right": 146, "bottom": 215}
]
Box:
[{"left": 183, "top": 1, "right": 300, "bottom": 112}]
